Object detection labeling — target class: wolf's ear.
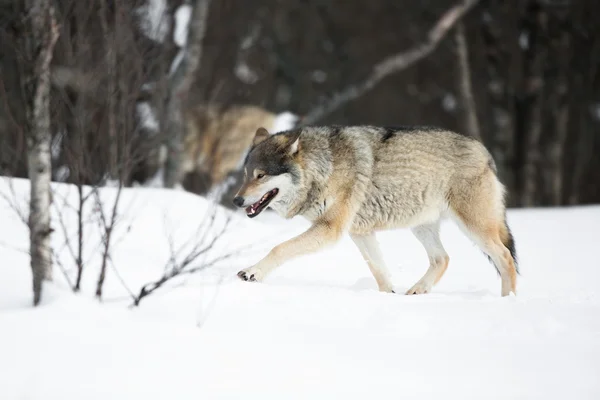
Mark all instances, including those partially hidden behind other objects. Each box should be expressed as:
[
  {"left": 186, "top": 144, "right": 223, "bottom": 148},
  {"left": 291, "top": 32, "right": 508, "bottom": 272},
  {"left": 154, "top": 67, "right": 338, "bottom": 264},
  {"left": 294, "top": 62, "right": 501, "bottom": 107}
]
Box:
[
  {"left": 287, "top": 131, "right": 301, "bottom": 156},
  {"left": 253, "top": 127, "right": 270, "bottom": 146}
]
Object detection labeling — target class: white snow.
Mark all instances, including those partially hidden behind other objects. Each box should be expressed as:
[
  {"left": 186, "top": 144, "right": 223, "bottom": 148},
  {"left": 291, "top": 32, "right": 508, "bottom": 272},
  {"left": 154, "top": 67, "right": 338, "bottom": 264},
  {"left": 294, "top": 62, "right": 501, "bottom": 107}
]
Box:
[
  {"left": 519, "top": 31, "right": 530, "bottom": 50},
  {"left": 1, "top": 177, "right": 600, "bottom": 399},
  {"left": 442, "top": 93, "right": 457, "bottom": 112},
  {"left": 169, "top": 49, "right": 185, "bottom": 75},
  {"left": 173, "top": 4, "right": 192, "bottom": 47},
  {"left": 137, "top": 0, "right": 169, "bottom": 43},
  {"left": 53, "top": 165, "right": 70, "bottom": 182},
  {"left": 136, "top": 102, "right": 159, "bottom": 132},
  {"left": 271, "top": 111, "right": 299, "bottom": 133},
  {"left": 234, "top": 62, "right": 259, "bottom": 84},
  {"left": 167, "top": 4, "right": 191, "bottom": 79},
  {"left": 50, "top": 131, "right": 64, "bottom": 160},
  {"left": 591, "top": 103, "right": 600, "bottom": 121}
]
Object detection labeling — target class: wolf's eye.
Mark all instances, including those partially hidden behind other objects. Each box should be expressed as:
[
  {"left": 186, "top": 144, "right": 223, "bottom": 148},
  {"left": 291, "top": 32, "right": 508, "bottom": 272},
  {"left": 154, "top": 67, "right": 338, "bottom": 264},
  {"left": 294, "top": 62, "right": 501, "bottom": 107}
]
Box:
[{"left": 256, "top": 173, "right": 265, "bottom": 179}]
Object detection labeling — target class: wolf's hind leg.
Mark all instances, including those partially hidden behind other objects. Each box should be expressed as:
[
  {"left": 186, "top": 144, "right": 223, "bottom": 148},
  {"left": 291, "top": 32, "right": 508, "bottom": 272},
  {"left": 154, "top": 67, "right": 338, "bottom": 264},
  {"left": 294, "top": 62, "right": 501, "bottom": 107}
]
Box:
[
  {"left": 350, "top": 233, "right": 394, "bottom": 293},
  {"left": 451, "top": 213, "right": 517, "bottom": 296},
  {"left": 449, "top": 169, "right": 518, "bottom": 296},
  {"left": 406, "top": 221, "right": 449, "bottom": 295}
]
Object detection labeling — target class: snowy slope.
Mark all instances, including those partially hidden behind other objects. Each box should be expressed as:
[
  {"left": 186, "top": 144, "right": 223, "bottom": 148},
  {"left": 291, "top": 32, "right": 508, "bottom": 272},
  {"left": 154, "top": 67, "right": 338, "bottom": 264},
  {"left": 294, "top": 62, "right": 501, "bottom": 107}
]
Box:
[{"left": 1, "top": 177, "right": 599, "bottom": 399}]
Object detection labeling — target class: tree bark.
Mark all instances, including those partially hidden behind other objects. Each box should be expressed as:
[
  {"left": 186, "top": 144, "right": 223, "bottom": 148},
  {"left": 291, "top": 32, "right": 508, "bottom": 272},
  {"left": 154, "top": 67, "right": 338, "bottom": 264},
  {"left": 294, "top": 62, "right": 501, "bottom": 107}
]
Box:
[
  {"left": 455, "top": 21, "right": 481, "bottom": 140},
  {"left": 568, "top": 1, "right": 600, "bottom": 205},
  {"left": 99, "top": 0, "right": 119, "bottom": 181},
  {"left": 479, "top": 0, "right": 519, "bottom": 205},
  {"left": 26, "top": 0, "right": 60, "bottom": 306},
  {"left": 163, "top": 0, "right": 212, "bottom": 188},
  {"left": 545, "top": 7, "right": 570, "bottom": 205},
  {"left": 521, "top": 2, "right": 547, "bottom": 207}
]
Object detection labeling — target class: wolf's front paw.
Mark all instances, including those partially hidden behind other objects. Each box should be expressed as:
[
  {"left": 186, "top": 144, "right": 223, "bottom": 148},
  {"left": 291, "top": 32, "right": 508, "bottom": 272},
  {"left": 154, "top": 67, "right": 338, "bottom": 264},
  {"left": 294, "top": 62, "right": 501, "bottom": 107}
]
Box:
[
  {"left": 405, "top": 280, "right": 432, "bottom": 295},
  {"left": 378, "top": 283, "right": 396, "bottom": 293},
  {"left": 237, "top": 267, "right": 264, "bottom": 282}
]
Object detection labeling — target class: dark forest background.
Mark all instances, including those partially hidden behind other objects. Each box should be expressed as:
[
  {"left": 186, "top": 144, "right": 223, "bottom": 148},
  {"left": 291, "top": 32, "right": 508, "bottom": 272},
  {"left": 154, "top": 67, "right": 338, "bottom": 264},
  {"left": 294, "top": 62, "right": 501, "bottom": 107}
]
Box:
[{"left": 1, "top": 0, "right": 599, "bottom": 208}]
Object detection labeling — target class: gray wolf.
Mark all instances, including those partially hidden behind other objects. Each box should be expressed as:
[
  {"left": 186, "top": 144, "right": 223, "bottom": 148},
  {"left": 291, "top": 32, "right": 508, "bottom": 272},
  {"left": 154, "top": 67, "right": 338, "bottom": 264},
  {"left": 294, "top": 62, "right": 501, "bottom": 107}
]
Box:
[{"left": 232, "top": 125, "right": 518, "bottom": 296}]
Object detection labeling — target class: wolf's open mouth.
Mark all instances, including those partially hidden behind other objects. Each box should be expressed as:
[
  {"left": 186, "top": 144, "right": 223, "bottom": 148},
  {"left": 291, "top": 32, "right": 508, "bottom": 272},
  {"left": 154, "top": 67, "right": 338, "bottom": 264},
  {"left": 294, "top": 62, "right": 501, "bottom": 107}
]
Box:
[{"left": 246, "top": 188, "right": 279, "bottom": 218}]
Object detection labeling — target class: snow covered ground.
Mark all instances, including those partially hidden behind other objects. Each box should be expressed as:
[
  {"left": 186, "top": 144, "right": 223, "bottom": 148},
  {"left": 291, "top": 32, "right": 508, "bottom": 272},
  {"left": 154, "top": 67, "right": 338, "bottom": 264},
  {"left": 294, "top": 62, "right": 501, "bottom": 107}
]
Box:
[{"left": 1, "top": 177, "right": 599, "bottom": 399}]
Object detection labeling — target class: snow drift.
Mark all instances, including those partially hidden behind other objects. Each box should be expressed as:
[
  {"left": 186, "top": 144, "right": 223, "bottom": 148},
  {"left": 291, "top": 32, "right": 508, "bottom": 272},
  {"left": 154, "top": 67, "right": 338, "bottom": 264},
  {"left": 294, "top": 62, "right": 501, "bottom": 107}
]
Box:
[{"left": 1, "top": 177, "right": 599, "bottom": 399}]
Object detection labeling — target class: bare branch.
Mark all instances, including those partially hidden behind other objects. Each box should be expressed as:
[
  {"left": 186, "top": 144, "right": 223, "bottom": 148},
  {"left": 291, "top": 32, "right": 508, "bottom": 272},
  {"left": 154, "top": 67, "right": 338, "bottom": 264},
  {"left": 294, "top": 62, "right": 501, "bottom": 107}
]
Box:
[
  {"left": 53, "top": 189, "right": 78, "bottom": 266},
  {"left": 302, "top": 0, "right": 479, "bottom": 124},
  {"left": 0, "top": 178, "right": 28, "bottom": 225},
  {"left": 0, "top": 239, "right": 29, "bottom": 256},
  {"left": 107, "top": 255, "right": 136, "bottom": 302},
  {"left": 131, "top": 207, "right": 252, "bottom": 306},
  {"left": 94, "top": 183, "right": 124, "bottom": 299},
  {"left": 53, "top": 251, "right": 75, "bottom": 290}
]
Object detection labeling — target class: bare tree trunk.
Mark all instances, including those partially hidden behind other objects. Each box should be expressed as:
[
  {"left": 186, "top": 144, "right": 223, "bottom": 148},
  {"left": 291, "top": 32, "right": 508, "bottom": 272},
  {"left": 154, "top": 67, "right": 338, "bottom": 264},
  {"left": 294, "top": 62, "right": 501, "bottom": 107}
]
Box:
[
  {"left": 569, "top": 8, "right": 600, "bottom": 205},
  {"left": 163, "top": 0, "right": 212, "bottom": 188},
  {"left": 99, "top": 0, "right": 119, "bottom": 180},
  {"left": 522, "top": 3, "right": 547, "bottom": 207},
  {"left": 546, "top": 10, "right": 570, "bottom": 206},
  {"left": 479, "top": 0, "right": 519, "bottom": 205},
  {"left": 455, "top": 22, "right": 481, "bottom": 140},
  {"left": 26, "top": 0, "right": 60, "bottom": 306},
  {"left": 302, "top": 0, "right": 479, "bottom": 124}
]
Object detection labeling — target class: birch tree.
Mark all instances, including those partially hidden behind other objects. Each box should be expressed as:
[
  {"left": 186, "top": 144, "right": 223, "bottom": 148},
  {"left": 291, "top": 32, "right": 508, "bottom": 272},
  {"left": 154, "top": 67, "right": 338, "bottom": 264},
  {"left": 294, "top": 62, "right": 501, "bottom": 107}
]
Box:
[
  {"left": 163, "top": 0, "right": 212, "bottom": 188},
  {"left": 25, "top": 0, "right": 60, "bottom": 305}
]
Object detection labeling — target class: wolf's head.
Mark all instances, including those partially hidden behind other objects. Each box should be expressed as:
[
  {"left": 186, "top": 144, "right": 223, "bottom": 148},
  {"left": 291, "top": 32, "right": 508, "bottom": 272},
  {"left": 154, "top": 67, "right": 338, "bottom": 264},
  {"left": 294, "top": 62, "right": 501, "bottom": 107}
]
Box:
[{"left": 232, "top": 127, "right": 301, "bottom": 218}]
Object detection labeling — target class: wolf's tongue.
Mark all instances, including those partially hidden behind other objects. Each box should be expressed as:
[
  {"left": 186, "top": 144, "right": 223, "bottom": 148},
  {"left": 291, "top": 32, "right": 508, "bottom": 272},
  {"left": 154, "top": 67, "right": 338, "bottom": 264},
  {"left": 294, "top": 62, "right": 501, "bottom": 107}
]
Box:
[
  {"left": 246, "top": 201, "right": 260, "bottom": 215},
  {"left": 244, "top": 189, "right": 278, "bottom": 217}
]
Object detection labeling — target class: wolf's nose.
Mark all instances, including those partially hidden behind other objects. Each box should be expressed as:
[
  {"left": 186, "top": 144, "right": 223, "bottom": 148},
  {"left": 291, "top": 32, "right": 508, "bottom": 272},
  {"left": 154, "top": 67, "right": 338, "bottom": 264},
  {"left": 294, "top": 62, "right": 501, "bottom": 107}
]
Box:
[{"left": 232, "top": 196, "right": 244, "bottom": 207}]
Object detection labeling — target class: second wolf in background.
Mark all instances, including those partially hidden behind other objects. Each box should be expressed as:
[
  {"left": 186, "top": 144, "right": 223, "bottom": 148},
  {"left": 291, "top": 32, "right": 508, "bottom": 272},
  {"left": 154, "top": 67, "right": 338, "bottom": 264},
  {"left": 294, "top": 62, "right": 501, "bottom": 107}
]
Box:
[{"left": 180, "top": 105, "right": 298, "bottom": 204}]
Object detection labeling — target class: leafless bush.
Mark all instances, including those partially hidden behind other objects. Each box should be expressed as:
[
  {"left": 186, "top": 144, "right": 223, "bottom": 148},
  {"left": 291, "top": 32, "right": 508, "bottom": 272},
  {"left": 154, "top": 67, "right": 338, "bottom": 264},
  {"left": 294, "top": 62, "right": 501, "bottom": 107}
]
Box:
[
  {"left": 51, "top": 185, "right": 91, "bottom": 290},
  {"left": 132, "top": 205, "right": 252, "bottom": 307},
  {"left": 93, "top": 183, "right": 125, "bottom": 299}
]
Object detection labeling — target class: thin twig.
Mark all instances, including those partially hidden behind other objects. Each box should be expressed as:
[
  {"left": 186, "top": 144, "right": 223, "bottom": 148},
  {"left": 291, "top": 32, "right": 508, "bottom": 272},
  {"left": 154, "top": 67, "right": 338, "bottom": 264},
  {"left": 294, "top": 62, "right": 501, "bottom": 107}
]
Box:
[
  {"left": 132, "top": 209, "right": 244, "bottom": 306},
  {"left": 107, "top": 254, "right": 136, "bottom": 302},
  {"left": 0, "top": 178, "right": 28, "bottom": 226}
]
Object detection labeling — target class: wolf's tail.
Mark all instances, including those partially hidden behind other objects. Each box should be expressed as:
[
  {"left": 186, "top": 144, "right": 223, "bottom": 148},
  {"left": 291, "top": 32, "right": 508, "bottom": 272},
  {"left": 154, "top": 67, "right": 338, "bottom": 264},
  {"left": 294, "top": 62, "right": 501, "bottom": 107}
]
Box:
[
  {"left": 499, "top": 215, "right": 519, "bottom": 275},
  {"left": 484, "top": 152, "right": 518, "bottom": 275}
]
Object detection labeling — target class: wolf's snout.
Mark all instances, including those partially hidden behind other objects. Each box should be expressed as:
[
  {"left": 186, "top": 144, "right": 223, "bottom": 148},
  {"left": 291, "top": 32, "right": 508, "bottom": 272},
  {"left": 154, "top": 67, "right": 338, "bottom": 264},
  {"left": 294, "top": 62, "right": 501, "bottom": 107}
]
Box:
[{"left": 232, "top": 196, "right": 244, "bottom": 207}]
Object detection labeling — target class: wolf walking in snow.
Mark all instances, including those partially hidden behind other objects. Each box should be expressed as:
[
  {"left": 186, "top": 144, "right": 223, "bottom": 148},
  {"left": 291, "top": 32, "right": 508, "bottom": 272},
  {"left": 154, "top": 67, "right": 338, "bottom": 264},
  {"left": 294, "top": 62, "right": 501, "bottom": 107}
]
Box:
[{"left": 232, "top": 125, "right": 518, "bottom": 296}]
